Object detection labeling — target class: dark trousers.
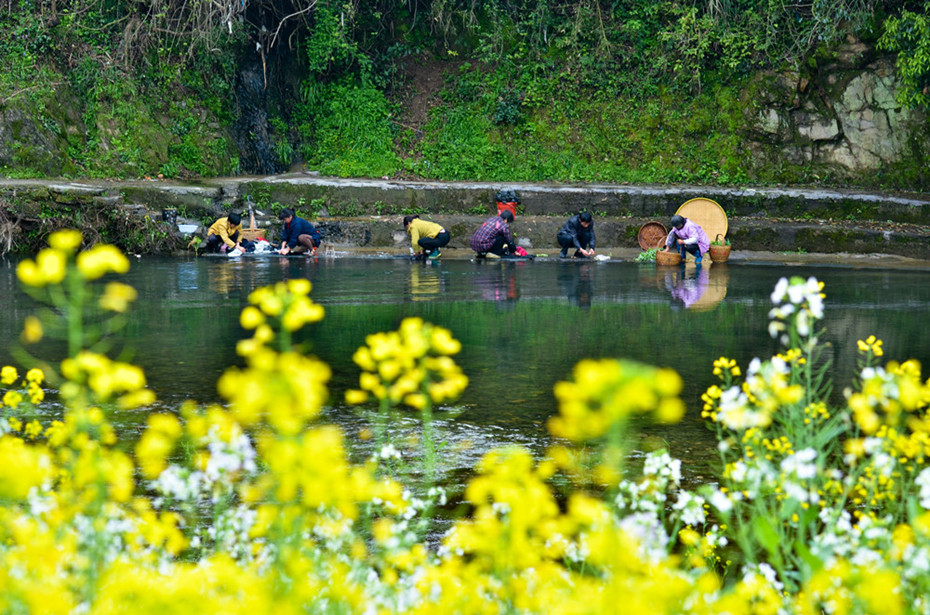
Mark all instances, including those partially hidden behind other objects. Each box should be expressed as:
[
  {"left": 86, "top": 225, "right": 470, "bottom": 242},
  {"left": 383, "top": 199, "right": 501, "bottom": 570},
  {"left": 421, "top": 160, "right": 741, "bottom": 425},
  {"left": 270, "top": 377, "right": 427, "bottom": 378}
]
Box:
[
  {"left": 418, "top": 230, "right": 450, "bottom": 252},
  {"left": 557, "top": 231, "right": 593, "bottom": 253},
  {"left": 479, "top": 235, "right": 514, "bottom": 257},
  {"left": 677, "top": 242, "right": 701, "bottom": 259},
  {"left": 206, "top": 230, "right": 252, "bottom": 252}
]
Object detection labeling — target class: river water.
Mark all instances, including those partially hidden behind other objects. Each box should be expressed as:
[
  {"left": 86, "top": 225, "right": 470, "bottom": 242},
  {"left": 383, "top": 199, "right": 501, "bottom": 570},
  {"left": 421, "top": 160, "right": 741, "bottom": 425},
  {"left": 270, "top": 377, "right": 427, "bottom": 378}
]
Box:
[{"left": 2, "top": 254, "right": 929, "bottom": 488}]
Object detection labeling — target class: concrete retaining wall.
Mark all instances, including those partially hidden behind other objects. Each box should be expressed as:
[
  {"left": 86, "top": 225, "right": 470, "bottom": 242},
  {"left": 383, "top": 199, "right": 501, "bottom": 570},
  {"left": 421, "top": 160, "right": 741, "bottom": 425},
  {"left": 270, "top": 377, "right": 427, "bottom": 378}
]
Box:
[{"left": 1, "top": 176, "right": 927, "bottom": 258}]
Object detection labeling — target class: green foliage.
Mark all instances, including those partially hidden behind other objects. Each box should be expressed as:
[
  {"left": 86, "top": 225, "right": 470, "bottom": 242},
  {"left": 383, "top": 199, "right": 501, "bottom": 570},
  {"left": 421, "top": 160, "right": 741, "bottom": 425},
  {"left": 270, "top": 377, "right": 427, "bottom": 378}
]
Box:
[
  {"left": 296, "top": 78, "right": 399, "bottom": 177},
  {"left": 879, "top": 2, "right": 930, "bottom": 108},
  {"left": 0, "top": 0, "right": 922, "bottom": 189}
]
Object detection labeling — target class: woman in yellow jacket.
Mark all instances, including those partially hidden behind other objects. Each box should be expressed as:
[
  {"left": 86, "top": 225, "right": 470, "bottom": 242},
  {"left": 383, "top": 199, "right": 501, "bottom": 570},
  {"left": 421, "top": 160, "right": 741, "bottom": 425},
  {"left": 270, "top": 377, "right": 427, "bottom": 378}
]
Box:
[
  {"left": 205, "top": 212, "right": 250, "bottom": 253},
  {"left": 404, "top": 215, "right": 450, "bottom": 259}
]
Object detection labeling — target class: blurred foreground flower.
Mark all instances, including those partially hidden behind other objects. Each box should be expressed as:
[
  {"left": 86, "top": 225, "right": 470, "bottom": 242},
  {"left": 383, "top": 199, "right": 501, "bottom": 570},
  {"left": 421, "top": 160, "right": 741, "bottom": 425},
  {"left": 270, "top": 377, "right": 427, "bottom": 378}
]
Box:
[{"left": 549, "top": 358, "right": 683, "bottom": 443}]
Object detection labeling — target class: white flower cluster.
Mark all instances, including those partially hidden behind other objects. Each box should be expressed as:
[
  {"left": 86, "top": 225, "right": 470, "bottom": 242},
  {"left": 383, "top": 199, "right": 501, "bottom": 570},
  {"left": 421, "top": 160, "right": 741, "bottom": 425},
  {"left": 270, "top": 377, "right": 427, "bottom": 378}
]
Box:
[{"left": 768, "top": 276, "right": 824, "bottom": 348}]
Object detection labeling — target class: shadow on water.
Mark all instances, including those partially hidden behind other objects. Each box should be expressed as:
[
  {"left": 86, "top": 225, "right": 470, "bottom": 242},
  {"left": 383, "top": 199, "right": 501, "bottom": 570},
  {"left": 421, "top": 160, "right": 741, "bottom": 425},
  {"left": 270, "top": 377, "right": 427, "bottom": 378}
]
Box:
[{"left": 2, "top": 255, "right": 930, "bottom": 491}]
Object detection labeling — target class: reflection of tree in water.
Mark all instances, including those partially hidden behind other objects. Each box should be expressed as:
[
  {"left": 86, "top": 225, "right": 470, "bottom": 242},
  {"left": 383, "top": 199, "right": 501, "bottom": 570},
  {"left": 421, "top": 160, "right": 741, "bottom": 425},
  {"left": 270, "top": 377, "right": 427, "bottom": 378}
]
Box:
[
  {"left": 407, "top": 262, "right": 444, "bottom": 302},
  {"left": 472, "top": 262, "right": 519, "bottom": 309},
  {"left": 557, "top": 262, "right": 594, "bottom": 309}
]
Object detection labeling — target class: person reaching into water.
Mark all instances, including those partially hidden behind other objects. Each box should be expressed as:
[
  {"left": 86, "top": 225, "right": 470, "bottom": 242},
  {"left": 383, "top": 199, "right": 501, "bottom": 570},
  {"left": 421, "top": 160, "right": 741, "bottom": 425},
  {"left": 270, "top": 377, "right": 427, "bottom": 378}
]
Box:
[
  {"left": 205, "top": 212, "right": 251, "bottom": 254},
  {"left": 557, "top": 211, "right": 596, "bottom": 259},
  {"left": 662, "top": 214, "right": 709, "bottom": 264},
  {"left": 404, "top": 215, "right": 450, "bottom": 260},
  {"left": 470, "top": 209, "right": 517, "bottom": 258},
  {"left": 277, "top": 208, "right": 322, "bottom": 256}
]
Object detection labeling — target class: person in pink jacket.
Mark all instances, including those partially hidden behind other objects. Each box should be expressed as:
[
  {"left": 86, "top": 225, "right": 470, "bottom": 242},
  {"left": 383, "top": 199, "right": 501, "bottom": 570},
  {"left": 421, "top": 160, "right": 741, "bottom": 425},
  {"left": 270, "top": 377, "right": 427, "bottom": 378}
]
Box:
[{"left": 662, "top": 214, "right": 710, "bottom": 264}]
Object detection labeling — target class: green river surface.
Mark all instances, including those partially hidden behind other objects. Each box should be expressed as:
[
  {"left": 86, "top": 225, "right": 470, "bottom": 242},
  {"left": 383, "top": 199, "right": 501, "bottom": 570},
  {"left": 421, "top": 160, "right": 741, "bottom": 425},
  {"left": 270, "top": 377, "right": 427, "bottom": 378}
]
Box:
[{"left": 2, "top": 254, "right": 929, "bottom": 489}]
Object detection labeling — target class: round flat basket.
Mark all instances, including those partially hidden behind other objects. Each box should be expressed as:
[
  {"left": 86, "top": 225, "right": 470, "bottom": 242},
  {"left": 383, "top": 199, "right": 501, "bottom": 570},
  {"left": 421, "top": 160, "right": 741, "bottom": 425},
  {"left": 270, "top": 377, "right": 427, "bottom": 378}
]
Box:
[
  {"left": 675, "top": 198, "right": 728, "bottom": 244},
  {"left": 637, "top": 222, "right": 668, "bottom": 251}
]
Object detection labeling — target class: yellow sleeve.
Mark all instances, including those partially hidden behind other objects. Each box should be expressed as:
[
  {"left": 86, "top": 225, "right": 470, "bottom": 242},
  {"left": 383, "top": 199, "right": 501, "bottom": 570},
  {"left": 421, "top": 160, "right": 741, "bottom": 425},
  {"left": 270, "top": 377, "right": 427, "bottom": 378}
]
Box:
[
  {"left": 220, "top": 221, "right": 239, "bottom": 248},
  {"left": 409, "top": 222, "right": 421, "bottom": 247}
]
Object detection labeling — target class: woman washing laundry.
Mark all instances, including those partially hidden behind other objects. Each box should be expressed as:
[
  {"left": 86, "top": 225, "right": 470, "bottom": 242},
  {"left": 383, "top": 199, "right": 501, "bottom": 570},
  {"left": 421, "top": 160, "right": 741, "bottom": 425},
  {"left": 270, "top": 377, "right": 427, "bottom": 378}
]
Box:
[{"left": 404, "top": 215, "right": 450, "bottom": 260}]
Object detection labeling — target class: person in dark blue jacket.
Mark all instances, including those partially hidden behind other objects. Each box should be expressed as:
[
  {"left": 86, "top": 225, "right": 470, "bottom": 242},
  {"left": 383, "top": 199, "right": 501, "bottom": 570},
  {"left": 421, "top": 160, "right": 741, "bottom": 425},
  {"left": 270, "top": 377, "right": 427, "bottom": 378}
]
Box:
[
  {"left": 277, "top": 208, "right": 322, "bottom": 256},
  {"left": 557, "top": 211, "right": 596, "bottom": 258}
]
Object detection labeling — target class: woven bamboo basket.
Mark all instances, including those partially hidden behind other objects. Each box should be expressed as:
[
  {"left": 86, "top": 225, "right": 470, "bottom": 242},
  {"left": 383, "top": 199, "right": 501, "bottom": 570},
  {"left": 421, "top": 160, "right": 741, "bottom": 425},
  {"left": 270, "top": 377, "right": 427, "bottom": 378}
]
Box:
[
  {"left": 675, "top": 198, "right": 728, "bottom": 242},
  {"left": 637, "top": 222, "right": 668, "bottom": 251},
  {"left": 655, "top": 239, "right": 681, "bottom": 266},
  {"left": 240, "top": 208, "right": 266, "bottom": 242},
  {"left": 709, "top": 234, "right": 731, "bottom": 263}
]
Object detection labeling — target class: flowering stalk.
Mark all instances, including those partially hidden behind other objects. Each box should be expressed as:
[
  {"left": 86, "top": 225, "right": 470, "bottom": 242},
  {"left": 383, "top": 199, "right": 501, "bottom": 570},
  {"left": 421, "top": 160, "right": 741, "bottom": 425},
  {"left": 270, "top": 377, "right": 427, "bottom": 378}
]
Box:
[
  {"left": 16, "top": 230, "right": 135, "bottom": 375},
  {"left": 768, "top": 275, "right": 830, "bottom": 407},
  {"left": 345, "top": 317, "right": 468, "bottom": 486}
]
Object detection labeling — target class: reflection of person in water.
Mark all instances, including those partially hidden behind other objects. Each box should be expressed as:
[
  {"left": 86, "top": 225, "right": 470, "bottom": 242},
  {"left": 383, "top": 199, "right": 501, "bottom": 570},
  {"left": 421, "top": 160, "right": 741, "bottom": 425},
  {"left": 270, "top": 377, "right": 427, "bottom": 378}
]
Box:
[
  {"left": 473, "top": 261, "right": 519, "bottom": 307},
  {"left": 665, "top": 264, "right": 709, "bottom": 309},
  {"left": 406, "top": 262, "right": 443, "bottom": 301},
  {"left": 558, "top": 261, "right": 594, "bottom": 308}
]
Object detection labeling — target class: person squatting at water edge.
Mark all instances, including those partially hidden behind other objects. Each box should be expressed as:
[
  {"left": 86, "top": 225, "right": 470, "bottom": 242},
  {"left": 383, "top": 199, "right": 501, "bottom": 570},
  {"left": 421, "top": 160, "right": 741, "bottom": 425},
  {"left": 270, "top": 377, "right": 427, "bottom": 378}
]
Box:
[
  {"left": 470, "top": 209, "right": 518, "bottom": 258},
  {"left": 404, "top": 215, "right": 451, "bottom": 260},
  {"left": 205, "top": 212, "right": 253, "bottom": 254},
  {"left": 662, "top": 214, "right": 710, "bottom": 265},
  {"left": 277, "top": 207, "right": 322, "bottom": 256},
  {"left": 557, "top": 210, "right": 596, "bottom": 259}
]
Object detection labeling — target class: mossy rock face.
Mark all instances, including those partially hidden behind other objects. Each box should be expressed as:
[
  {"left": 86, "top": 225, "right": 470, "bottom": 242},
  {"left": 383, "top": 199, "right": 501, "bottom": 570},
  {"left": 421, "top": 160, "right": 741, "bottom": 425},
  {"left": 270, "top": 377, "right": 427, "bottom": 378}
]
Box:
[{"left": 0, "top": 94, "right": 85, "bottom": 176}]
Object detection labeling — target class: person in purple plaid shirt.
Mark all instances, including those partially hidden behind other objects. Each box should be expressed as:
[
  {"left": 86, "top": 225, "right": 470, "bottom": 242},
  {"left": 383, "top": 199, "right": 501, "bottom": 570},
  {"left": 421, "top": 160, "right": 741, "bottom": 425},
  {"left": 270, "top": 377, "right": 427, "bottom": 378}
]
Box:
[{"left": 470, "top": 210, "right": 517, "bottom": 257}]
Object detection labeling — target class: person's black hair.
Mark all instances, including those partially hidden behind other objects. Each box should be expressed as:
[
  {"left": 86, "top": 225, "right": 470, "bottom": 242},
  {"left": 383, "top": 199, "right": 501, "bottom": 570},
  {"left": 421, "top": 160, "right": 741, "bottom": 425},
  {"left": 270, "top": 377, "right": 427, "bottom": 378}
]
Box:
[
  {"left": 228, "top": 212, "right": 242, "bottom": 226},
  {"left": 500, "top": 209, "right": 514, "bottom": 223},
  {"left": 579, "top": 211, "right": 593, "bottom": 223},
  {"left": 279, "top": 208, "right": 295, "bottom": 220},
  {"left": 403, "top": 215, "right": 420, "bottom": 228},
  {"left": 671, "top": 214, "right": 685, "bottom": 229}
]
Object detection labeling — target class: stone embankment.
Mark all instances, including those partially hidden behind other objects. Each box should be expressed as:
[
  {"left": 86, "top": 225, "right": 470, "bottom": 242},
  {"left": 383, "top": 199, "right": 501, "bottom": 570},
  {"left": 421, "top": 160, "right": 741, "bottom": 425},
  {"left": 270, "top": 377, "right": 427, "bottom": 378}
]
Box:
[{"left": 1, "top": 174, "right": 928, "bottom": 261}]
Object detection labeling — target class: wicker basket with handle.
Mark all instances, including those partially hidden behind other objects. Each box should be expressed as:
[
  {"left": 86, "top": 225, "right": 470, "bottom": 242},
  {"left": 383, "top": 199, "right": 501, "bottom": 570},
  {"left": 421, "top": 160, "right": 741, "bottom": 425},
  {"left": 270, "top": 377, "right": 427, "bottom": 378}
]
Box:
[
  {"left": 240, "top": 205, "right": 266, "bottom": 242},
  {"left": 709, "top": 234, "right": 731, "bottom": 263}
]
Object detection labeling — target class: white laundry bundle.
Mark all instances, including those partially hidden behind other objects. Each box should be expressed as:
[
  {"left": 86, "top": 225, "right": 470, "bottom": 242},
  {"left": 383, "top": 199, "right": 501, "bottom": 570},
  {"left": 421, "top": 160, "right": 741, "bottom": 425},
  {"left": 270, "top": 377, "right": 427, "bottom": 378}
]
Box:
[{"left": 252, "top": 240, "right": 274, "bottom": 253}]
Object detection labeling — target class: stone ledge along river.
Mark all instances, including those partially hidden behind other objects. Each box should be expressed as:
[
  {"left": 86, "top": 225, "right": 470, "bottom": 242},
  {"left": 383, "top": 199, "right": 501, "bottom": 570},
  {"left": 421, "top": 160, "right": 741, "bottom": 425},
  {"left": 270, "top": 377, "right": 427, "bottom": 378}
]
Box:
[{"left": 1, "top": 174, "right": 928, "bottom": 260}]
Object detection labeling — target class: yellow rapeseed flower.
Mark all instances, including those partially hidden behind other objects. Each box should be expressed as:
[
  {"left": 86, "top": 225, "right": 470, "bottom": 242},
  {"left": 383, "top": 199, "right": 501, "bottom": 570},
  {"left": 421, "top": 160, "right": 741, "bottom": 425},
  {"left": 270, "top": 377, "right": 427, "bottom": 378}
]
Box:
[
  {"left": 857, "top": 335, "right": 884, "bottom": 357},
  {"left": 76, "top": 244, "right": 130, "bottom": 280},
  {"left": 0, "top": 435, "right": 55, "bottom": 500},
  {"left": 36, "top": 247, "right": 68, "bottom": 285},
  {"left": 99, "top": 282, "right": 138, "bottom": 313},
  {"left": 48, "top": 229, "right": 83, "bottom": 253},
  {"left": 21, "top": 315, "right": 43, "bottom": 344},
  {"left": 549, "top": 358, "right": 684, "bottom": 442},
  {"left": 3, "top": 390, "right": 24, "bottom": 409},
  {"left": 1, "top": 365, "right": 18, "bottom": 385},
  {"left": 239, "top": 305, "right": 265, "bottom": 330}
]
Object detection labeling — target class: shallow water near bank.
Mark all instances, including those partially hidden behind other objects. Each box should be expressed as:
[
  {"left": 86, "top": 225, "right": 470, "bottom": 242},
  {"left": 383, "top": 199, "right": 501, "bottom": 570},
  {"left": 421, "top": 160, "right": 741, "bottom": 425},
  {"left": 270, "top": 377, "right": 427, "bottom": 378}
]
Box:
[{"left": 2, "top": 254, "right": 929, "bottom": 490}]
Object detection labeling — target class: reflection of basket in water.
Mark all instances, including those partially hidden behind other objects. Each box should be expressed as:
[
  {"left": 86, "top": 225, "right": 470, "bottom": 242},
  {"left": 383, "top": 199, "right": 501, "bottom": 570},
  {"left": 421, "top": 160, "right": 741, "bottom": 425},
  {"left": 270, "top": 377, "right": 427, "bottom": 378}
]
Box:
[
  {"left": 690, "top": 264, "right": 729, "bottom": 311},
  {"left": 638, "top": 222, "right": 668, "bottom": 250}
]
